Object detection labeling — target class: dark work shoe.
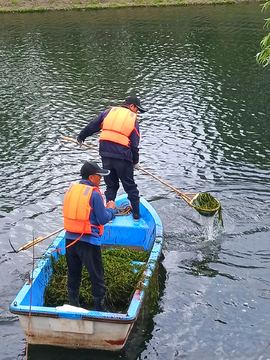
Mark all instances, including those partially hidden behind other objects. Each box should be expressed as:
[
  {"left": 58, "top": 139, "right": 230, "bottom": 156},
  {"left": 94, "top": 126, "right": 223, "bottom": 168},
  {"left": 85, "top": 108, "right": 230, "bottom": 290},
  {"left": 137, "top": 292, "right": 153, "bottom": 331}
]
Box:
[
  {"left": 133, "top": 213, "right": 141, "bottom": 222},
  {"left": 131, "top": 200, "right": 140, "bottom": 221},
  {"left": 94, "top": 297, "right": 107, "bottom": 312},
  {"left": 68, "top": 288, "right": 80, "bottom": 307}
]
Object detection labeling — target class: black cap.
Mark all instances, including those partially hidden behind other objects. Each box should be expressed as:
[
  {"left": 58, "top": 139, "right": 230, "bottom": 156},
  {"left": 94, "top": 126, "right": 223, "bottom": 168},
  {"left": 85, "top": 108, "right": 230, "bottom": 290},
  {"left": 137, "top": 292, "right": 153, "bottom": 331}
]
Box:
[
  {"left": 81, "top": 161, "right": 110, "bottom": 179},
  {"left": 125, "top": 96, "right": 147, "bottom": 113}
]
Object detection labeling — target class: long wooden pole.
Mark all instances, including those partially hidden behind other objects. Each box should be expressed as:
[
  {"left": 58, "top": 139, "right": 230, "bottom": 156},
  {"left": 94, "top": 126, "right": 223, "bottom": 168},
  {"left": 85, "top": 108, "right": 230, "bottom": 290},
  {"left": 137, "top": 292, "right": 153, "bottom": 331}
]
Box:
[
  {"left": 18, "top": 228, "right": 64, "bottom": 252},
  {"left": 60, "top": 135, "right": 222, "bottom": 218},
  {"left": 137, "top": 166, "right": 195, "bottom": 204},
  {"left": 60, "top": 135, "right": 198, "bottom": 204},
  {"left": 61, "top": 136, "right": 98, "bottom": 151}
]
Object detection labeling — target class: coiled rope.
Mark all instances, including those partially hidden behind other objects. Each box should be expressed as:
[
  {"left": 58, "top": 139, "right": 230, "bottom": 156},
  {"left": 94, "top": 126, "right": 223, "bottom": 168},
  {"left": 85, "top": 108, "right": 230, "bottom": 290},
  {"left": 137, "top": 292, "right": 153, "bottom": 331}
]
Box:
[{"left": 115, "top": 201, "right": 133, "bottom": 216}]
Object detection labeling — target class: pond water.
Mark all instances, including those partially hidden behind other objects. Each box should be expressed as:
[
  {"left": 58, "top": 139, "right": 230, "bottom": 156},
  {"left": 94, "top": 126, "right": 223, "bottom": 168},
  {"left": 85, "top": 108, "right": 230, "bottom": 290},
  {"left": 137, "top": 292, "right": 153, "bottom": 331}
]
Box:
[{"left": 1, "top": 3, "right": 270, "bottom": 359}]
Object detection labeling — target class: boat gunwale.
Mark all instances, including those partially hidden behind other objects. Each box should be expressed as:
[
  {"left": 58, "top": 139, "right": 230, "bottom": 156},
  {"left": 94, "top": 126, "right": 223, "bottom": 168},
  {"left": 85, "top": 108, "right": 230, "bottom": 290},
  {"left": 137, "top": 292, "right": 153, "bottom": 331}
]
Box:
[{"left": 9, "top": 307, "right": 140, "bottom": 324}]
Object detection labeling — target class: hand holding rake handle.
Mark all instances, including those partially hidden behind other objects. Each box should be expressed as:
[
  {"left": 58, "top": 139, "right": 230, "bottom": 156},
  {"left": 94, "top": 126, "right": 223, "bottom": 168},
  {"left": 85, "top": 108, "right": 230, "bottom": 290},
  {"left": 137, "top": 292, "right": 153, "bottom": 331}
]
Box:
[{"left": 61, "top": 136, "right": 98, "bottom": 152}]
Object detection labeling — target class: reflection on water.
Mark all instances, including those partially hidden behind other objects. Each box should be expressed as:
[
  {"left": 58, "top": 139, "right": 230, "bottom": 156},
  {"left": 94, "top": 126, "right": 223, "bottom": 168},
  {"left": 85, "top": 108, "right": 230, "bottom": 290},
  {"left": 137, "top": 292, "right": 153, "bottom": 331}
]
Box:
[{"left": 1, "top": 3, "right": 270, "bottom": 360}]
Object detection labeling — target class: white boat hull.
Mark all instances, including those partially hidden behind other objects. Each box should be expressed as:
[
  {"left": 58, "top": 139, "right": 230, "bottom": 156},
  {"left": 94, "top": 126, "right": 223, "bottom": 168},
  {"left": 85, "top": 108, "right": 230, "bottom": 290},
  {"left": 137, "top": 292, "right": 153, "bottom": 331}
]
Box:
[{"left": 18, "top": 314, "right": 133, "bottom": 350}]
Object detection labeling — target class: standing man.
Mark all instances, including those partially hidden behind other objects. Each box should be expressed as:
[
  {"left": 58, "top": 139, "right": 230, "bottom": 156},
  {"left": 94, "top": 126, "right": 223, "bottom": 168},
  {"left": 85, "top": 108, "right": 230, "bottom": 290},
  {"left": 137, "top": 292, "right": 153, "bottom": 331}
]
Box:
[
  {"left": 63, "top": 161, "right": 116, "bottom": 311},
  {"left": 77, "top": 96, "right": 146, "bottom": 221}
]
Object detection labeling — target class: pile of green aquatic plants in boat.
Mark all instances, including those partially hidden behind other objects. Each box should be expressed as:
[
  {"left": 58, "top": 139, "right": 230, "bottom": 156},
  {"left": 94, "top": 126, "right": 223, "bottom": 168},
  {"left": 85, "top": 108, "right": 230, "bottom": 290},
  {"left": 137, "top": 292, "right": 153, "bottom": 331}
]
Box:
[
  {"left": 44, "top": 247, "right": 149, "bottom": 312},
  {"left": 191, "top": 192, "right": 223, "bottom": 226}
]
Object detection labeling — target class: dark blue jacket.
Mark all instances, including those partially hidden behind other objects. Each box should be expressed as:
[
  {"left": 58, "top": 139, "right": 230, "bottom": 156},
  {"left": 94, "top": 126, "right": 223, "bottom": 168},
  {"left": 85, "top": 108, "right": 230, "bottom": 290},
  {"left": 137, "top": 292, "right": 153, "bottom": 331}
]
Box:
[
  {"left": 65, "top": 179, "right": 116, "bottom": 246},
  {"left": 78, "top": 106, "right": 140, "bottom": 164}
]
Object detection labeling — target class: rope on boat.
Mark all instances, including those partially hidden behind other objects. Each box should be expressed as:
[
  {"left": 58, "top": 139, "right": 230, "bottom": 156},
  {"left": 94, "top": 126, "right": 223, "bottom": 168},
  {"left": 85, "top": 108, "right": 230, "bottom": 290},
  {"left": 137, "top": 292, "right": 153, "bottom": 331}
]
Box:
[{"left": 115, "top": 201, "right": 133, "bottom": 216}]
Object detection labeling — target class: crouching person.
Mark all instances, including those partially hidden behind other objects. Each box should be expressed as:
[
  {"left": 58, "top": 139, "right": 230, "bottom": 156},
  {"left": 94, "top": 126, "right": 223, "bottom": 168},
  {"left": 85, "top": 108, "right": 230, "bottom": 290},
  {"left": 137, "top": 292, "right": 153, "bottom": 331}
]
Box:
[{"left": 63, "top": 161, "right": 116, "bottom": 311}]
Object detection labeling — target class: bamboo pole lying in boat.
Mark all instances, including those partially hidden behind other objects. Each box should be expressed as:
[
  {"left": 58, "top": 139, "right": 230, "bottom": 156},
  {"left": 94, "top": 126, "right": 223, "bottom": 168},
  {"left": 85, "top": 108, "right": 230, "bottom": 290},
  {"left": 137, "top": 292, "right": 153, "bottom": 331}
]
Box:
[{"left": 17, "top": 228, "right": 64, "bottom": 252}]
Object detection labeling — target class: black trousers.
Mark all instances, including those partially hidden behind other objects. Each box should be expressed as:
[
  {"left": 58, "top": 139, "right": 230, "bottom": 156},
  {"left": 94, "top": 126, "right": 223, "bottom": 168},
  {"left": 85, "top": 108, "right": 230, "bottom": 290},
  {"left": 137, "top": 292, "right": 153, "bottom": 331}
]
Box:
[
  {"left": 102, "top": 157, "right": 139, "bottom": 204},
  {"left": 65, "top": 239, "right": 106, "bottom": 300}
]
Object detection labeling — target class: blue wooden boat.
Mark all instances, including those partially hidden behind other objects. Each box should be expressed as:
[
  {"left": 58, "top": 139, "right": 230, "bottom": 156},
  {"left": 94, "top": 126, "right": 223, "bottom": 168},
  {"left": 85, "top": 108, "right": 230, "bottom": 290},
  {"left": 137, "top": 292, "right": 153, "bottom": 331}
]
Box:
[{"left": 9, "top": 194, "right": 163, "bottom": 351}]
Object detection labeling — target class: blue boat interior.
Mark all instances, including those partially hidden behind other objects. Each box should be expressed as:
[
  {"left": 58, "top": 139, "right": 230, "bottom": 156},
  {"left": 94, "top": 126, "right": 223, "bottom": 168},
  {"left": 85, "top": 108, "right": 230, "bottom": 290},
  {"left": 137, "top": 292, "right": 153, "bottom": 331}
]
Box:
[{"left": 102, "top": 195, "right": 157, "bottom": 250}]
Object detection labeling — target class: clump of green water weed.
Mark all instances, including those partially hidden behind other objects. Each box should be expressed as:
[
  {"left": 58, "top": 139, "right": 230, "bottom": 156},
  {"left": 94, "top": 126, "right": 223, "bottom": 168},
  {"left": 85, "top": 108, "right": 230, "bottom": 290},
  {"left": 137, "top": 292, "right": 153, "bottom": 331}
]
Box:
[
  {"left": 44, "top": 247, "right": 149, "bottom": 312},
  {"left": 192, "top": 192, "right": 223, "bottom": 226}
]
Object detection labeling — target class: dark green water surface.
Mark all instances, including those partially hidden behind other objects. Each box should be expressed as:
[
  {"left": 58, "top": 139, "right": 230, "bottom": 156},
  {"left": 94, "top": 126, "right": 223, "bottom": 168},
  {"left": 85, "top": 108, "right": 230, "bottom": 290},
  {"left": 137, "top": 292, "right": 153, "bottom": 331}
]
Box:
[{"left": 1, "top": 4, "right": 270, "bottom": 359}]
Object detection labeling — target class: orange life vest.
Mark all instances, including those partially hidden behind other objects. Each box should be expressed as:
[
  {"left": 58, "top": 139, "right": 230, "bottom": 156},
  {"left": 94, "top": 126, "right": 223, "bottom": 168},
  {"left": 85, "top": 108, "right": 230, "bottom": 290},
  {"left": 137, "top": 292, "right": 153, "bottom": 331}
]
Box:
[
  {"left": 99, "top": 107, "right": 138, "bottom": 147},
  {"left": 63, "top": 184, "right": 104, "bottom": 236}
]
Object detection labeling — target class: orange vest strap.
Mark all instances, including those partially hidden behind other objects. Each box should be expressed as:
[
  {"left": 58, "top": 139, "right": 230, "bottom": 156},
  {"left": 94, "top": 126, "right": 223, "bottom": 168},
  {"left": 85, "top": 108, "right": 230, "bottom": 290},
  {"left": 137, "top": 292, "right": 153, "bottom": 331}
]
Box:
[{"left": 99, "top": 107, "right": 137, "bottom": 147}]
